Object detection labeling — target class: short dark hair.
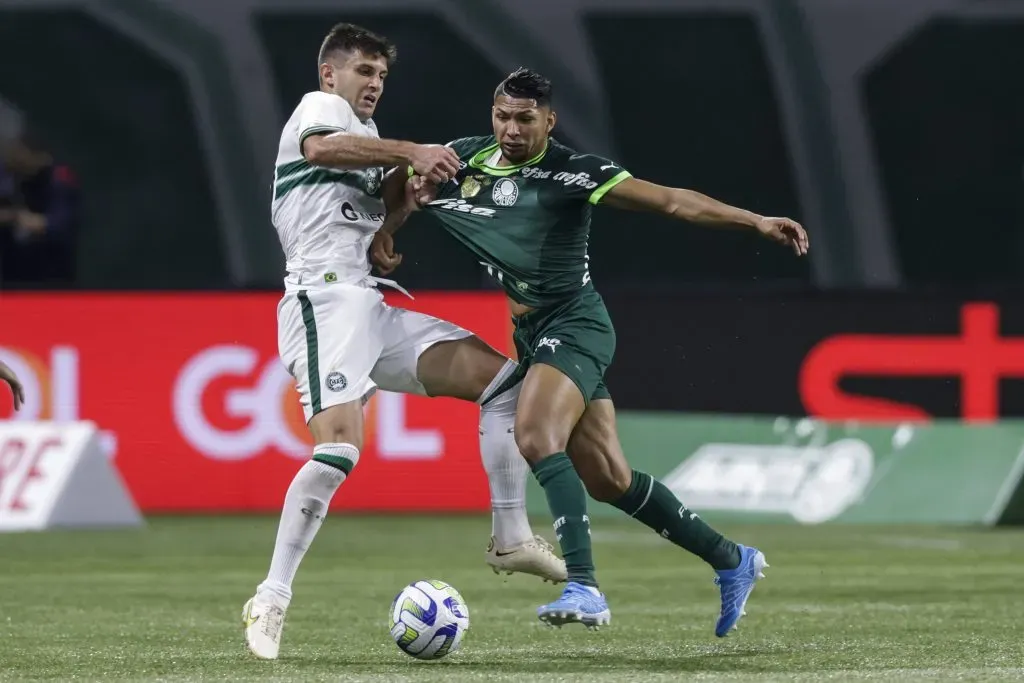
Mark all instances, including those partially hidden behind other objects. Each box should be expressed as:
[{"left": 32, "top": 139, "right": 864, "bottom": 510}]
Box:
[
  {"left": 493, "top": 67, "right": 552, "bottom": 107},
  {"left": 318, "top": 23, "right": 397, "bottom": 67}
]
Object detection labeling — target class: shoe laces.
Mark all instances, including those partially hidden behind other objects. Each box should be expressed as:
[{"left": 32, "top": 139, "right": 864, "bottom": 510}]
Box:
[{"left": 261, "top": 605, "right": 285, "bottom": 639}]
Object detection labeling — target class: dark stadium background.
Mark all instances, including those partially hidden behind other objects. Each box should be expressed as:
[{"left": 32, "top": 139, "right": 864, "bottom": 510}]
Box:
[
  {"left": 3, "top": 2, "right": 1024, "bottom": 679},
  {"left": 4, "top": 1, "right": 1024, "bottom": 420}
]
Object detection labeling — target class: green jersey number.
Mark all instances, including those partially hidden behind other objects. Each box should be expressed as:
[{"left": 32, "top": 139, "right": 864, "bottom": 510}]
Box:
[{"left": 482, "top": 256, "right": 591, "bottom": 291}]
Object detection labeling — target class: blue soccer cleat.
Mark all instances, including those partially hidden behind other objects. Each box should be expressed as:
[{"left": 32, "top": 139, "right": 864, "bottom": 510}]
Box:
[
  {"left": 713, "top": 544, "right": 768, "bottom": 637},
  {"left": 536, "top": 581, "right": 611, "bottom": 629}
]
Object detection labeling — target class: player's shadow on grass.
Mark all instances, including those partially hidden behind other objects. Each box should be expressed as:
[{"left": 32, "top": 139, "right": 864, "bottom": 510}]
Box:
[
  {"left": 291, "top": 649, "right": 770, "bottom": 673},
  {"left": 452, "top": 650, "right": 769, "bottom": 673}
]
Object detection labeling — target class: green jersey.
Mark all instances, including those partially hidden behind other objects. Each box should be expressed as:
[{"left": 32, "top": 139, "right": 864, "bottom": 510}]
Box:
[{"left": 421, "top": 135, "right": 632, "bottom": 307}]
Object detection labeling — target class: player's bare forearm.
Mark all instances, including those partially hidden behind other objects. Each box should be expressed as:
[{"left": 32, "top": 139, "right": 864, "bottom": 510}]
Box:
[
  {"left": 380, "top": 166, "right": 415, "bottom": 236},
  {"left": 303, "top": 133, "right": 416, "bottom": 169},
  {"left": 604, "top": 177, "right": 761, "bottom": 229},
  {"left": 0, "top": 360, "right": 24, "bottom": 411},
  {"left": 604, "top": 176, "right": 809, "bottom": 254},
  {"left": 664, "top": 188, "right": 761, "bottom": 228},
  {"left": 381, "top": 206, "right": 412, "bottom": 236},
  {"left": 381, "top": 165, "right": 411, "bottom": 212}
]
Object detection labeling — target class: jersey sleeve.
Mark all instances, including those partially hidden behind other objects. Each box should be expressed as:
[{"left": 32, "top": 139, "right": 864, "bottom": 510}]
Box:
[
  {"left": 296, "top": 92, "right": 356, "bottom": 147},
  {"left": 561, "top": 154, "right": 632, "bottom": 205}
]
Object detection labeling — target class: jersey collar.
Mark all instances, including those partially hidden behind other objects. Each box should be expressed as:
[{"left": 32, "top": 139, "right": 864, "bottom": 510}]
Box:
[{"left": 468, "top": 139, "right": 549, "bottom": 177}]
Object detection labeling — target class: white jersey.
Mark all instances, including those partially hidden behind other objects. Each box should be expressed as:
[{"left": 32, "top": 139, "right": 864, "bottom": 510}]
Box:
[{"left": 271, "top": 91, "right": 386, "bottom": 285}]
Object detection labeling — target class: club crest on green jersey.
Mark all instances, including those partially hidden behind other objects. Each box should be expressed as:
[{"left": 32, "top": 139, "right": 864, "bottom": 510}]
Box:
[{"left": 492, "top": 178, "right": 519, "bottom": 206}]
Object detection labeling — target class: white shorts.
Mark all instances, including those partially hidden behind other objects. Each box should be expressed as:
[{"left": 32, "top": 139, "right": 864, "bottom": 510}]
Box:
[{"left": 277, "top": 282, "right": 472, "bottom": 422}]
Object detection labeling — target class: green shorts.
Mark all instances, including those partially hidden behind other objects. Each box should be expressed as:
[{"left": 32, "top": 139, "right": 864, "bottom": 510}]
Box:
[{"left": 511, "top": 286, "right": 616, "bottom": 404}]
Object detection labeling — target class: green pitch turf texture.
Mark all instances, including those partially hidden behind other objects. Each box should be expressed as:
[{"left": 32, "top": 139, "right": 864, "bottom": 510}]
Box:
[{"left": 1, "top": 516, "right": 1022, "bottom": 682}]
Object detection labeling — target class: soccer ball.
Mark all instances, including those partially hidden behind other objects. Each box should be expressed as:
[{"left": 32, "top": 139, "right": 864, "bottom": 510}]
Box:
[{"left": 389, "top": 579, "right": 470, "bottom": 660}]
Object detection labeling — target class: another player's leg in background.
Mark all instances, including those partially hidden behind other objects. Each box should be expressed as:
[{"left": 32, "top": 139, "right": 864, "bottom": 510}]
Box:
[
  {"left": 567, "top": 398, "right": 768, "bottom": 637},
  {"left": 513, "top": 363, "right": 610, "bottom": 628},
  {"left": 413, "top": 335, "right": 565, "bottom": 582},
  {"left": 244, "top": 399, "right": 364, "bottom": 659}
]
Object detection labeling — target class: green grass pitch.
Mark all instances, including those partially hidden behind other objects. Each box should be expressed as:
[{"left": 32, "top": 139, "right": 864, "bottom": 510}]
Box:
[{"left": 1, "top": 516, "right": 1023, "bottom": 681}]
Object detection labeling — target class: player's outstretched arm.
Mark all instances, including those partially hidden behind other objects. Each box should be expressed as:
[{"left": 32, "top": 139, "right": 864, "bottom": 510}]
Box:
[
  {"left": 0, "top": 361, "right": 25, "bottom": 411},
  {"left": 302, "top": 133, "right": 460, "bottom": 185},
  {"left": 602, "top": 177, "right": 809, "bottom": 256}
]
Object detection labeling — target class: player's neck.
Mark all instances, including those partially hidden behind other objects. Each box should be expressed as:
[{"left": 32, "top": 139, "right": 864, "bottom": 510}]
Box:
[{"left": 491, "top": 141, "right": 548, "bottom": 168}]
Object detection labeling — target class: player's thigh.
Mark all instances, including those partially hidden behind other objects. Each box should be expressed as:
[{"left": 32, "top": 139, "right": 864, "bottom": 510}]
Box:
[
  {"left": 278, "top": 286, "right": 382, "bottom": 445},
  {"left": 567, "top": 398, "right": 632, "bottom": 502},
  {"left": 522, "top": 317, "right": 613, "bottom": 414},
  {"left": 513, "top": 363, "right": 586, "bottom": 461},
  {"left": 308, "top": 400, "right": 365, "bottom": 449},
  {"left": 370, "top": 305, "right": 503, "bottom": 402},
  {"left": 515, "top": 340, "right": 604, "bottom": 462},
  {"left": 417, "top": 334, "right": 511, "bottom": 401},
  {"left": 513, "top": 296, "right": 615, "bottom": 458}
]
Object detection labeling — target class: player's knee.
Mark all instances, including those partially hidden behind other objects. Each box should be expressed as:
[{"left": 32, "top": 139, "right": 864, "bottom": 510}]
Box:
[
  {"left": 513, "top": 423, "right": 569, "bottom": 463},
  {"left": 309, "top": 404, "right": 365, "bottom": 451},
  {"left": 316, "top": 428, "right": 363, "bottom": 452}
]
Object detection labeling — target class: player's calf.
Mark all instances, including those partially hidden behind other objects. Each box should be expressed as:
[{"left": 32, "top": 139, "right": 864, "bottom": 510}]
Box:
[
  {"left": 477, "top": 359, "right": 534, "bottom": 548},
  {"left": 475, "top": 358, "right": 568, "bottom": 582},
  {"left": 570, "top": 400, "right": 744, "bottom": 570},
  {"left": 246, "top": 402, "right": 364, "bottom": 659},
  {"left": 568, "top": 397, "right": 769, "bottom": 633}
]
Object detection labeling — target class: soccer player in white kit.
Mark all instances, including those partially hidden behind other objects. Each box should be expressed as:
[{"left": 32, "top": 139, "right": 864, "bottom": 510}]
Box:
[{"left": 242, "top": 23, "right": 564, "bottom": 659}]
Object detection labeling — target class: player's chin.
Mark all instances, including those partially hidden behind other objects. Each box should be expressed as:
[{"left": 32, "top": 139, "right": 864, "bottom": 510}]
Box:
[{"left": 500, "top": 143, "right": 527, "bottom": 163}]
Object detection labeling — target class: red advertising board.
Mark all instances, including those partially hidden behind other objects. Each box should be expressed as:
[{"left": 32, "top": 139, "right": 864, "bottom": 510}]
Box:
[
  {"left": 799, "top": 303, "right": 1024, "bottom": 423},
  {"left": 0, "top": 291, "right": 511, "bottom": 512}
]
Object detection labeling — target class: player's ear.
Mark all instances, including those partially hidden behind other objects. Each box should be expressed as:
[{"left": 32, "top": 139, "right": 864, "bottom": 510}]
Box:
[
  {"left": 546, "top": 109, "right": 556, "bottom": 134},
  {"left": 320, "top": 62, "right": 334, "bottom": 89}
]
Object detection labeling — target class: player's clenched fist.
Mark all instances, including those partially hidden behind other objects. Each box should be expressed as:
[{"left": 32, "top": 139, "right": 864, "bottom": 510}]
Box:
[
  {"left": 408, "top": 144, "right": 460, "bottom": 185},
  {"left": 0, "top": 361, "right": 25, "bottom": 411},
  {"left": 370, "top": 230, "right": 402, "bottom": 276},
  {"left": 408, "top": 174, "right": 439, "bottom": 207}
]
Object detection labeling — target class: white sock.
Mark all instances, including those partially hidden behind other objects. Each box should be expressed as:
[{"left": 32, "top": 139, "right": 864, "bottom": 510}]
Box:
[
  {"left": 479, "top": 361, "right": 532, "bottom": 549},
  {"left": 258, "top": 443, "right": 359, "bottom": 602}
]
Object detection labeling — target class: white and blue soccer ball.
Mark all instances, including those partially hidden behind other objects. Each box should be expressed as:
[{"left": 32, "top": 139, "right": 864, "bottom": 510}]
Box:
[{"left": 389, "top": 579, "right": 470, "bottom": 660}]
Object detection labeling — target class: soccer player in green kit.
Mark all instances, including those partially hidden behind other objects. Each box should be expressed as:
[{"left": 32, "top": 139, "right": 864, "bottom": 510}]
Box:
[{"left": 373, "top": 68, "right": 809, "bottom": 636}]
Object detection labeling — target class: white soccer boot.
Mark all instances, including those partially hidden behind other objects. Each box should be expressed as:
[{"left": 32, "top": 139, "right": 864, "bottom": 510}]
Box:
[
  {"left": 242, "top": 591, "right": 288, "bottom": 660},
  {"left": 485, "top": 535, "right": 567, "bottom": 583}
]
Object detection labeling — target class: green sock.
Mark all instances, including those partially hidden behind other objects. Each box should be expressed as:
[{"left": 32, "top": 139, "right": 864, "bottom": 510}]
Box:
[
  {"left": 531, "top": 453, "right": 598, "bottom": 587},
  {"left": 612, "top": 470, "right": 741, "bottom": 570}
]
